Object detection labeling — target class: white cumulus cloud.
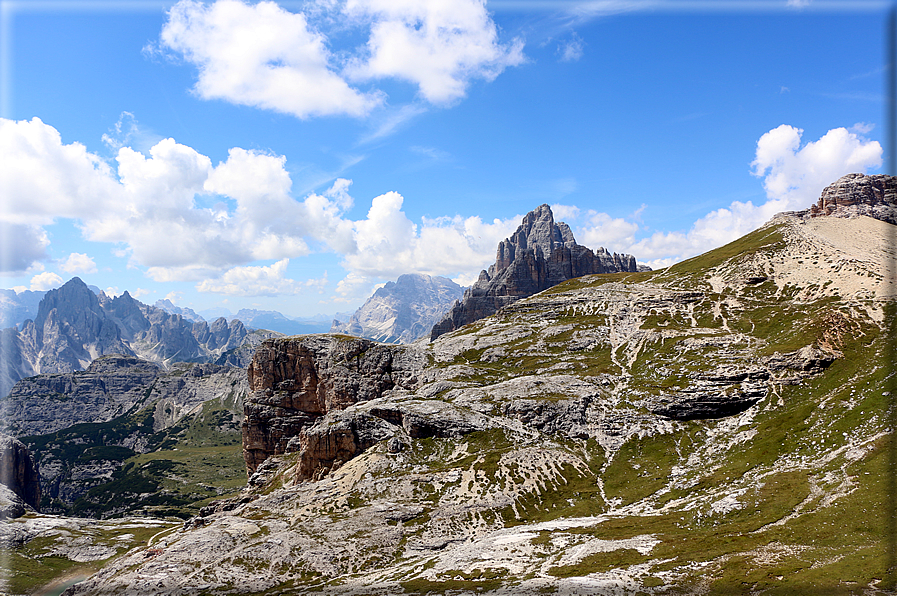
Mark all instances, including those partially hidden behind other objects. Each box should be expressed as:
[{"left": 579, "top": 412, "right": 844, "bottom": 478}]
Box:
[
  {"left": 196, "top": 258, "right": 303, "bottom": 296},
  {"left": 0, "top": 118, "right": 121, "bottom": 227},
  {"left": 341, "top": 191, "right": 519, "bottom": 284},
  {"left": 59, "top": 253, "right": 98, "bottom": 274},
  {"left": 0, "top": 118, "right": 324, "bottom": 280},
  {"left": 575, "top": 211, "right": 639, "bottom": 250},
  {"left": 159, "top": 0, "right": 382, "bottom": 119},
  {"left": 751, "top": 124, "right": 882, "bottom": 208},
  {"left": 156, "top": 0, "right": 523, "bottom": 119},
  {"left": 30, "top": 272, "right": 64, "bottom": 291},
  {"left": 345, "top": 0, "right": 525, "bottom": 104}
]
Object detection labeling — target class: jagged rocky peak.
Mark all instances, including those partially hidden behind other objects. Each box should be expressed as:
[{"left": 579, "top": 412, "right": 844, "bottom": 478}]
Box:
[
  {"left": 430, "top": 203, "right": 641, "bottom": 340},
  {"left": 786, "top": 173, "right": 897, "bottom": 224},
  {"left": 494, "top": 203, "right": 576, "bottom": 270},
  {"left": 331, "top": 273, "right": 463, "bottom": 344},
  {"left": 20, "top": 277, "right": 134, "bottom": 375}
]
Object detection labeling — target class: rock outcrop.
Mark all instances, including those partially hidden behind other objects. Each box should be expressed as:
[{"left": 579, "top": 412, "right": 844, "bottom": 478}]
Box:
[
  {"left": 0, "top": 434, "right": 40, "bottom": 518},
  {"left": 787, "top": 173, "right": 897, "bottom": 223},
  {"left": 430, "top": 204, "right": 640, "bottom": 340},
  {"left": 242, "top": 335, "right": 427, "bottom": 476},
  {"left": 331, "top": 274, "right": 463, "bottom": 344}
]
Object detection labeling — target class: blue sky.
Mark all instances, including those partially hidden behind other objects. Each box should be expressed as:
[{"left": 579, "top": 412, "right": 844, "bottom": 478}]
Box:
[{"left": 0, "top": 0, "right": 892, "bottom": 318}]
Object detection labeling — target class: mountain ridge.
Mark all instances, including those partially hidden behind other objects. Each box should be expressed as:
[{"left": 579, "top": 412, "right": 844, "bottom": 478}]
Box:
[{"left": 0, "top": 278, "right": 273, "bottom": 398}]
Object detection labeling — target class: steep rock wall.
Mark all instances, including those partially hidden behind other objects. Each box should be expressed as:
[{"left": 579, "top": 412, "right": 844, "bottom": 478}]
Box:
[
  {"left": 0, "top": 434, "right": 40, "bottom": 517},
  {"left": 242, "top": 336, "right": 426, "bottom": 475}
]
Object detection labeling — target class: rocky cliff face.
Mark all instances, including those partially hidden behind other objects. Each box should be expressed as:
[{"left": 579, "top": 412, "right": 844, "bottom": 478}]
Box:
[
  {"left": 242, "top": 335, "right": 426, "bottom": 476},
  {"left": 331, "top": 274, "right": 463, "bottom": 344},
  {"left": 0, "top": 278, "right": 256, "bottom": 398},
  {"left": 788, "top": 172, "right": 897, "bottom": 223},
  {"left": 0, "top": 434, "right": 40, "bottom": 518},
  {"left": 1, "top": 355, "right": 162, "bottom": 437},
  {"left": 430, "top": 204, "right": 640, "bottom": 340}
]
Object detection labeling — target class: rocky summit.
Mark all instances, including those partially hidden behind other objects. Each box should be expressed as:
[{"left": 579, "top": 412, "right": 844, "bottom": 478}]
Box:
[
  {"left": 796, "top": 172, "right": 897, "bottom": 223},
  {"left": 430, "top": 204, "right": 640, "bottom": 340},
  {"left": 331, "top": 274, "right": 463, "bottom": 344},
  {"left": 52, "top": 176, "right": 896, "bottom": 595}
]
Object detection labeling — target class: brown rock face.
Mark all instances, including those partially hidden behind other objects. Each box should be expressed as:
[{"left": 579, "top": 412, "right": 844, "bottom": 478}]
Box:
[
  {"left": 0, "top": 434, "right": 40, "bottom": 516},
  {"left": 242, "top": 336, "right": 425, "bottom": 475},
  {"left": 803, "top": 173, "right": 897, "bottom": 223},
  {"left": 431, "top": 204, "right": 640, "bottom": 340}
]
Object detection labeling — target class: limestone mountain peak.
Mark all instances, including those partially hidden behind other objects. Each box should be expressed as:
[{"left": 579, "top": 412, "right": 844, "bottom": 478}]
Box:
[
  {"left": 431, "top": 203, "right": 640, "bottom": 339},
  {"left": 494, "top": 204, "right": 578, "bottom": 274},
  {"left": 331, "top": 273, "right": 463, "bottom": 344}
]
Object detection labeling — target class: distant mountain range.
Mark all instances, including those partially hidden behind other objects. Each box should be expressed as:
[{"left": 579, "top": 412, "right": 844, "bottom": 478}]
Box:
[
  {"left": 0, "top": 289, "right": 46, "bottom": 330},
  {"left": 0, "top": 278, "right": 276, "bottom": 398},
  {"left": 153, "top": 303, "right": 340, "bottom": 336}
]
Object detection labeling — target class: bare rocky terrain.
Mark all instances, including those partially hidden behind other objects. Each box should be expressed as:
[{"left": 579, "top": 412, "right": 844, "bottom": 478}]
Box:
[
  {"left": 58, "top": 203, "right": 896, "bottom": 593},
  {"left": 2, "top": 174, "right": 894, "bottom": 595}
]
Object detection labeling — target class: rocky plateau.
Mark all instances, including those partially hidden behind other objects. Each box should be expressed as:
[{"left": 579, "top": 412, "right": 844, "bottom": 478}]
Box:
[{"left": 33, "top": 174, "right": 895, "bottom": 595}]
